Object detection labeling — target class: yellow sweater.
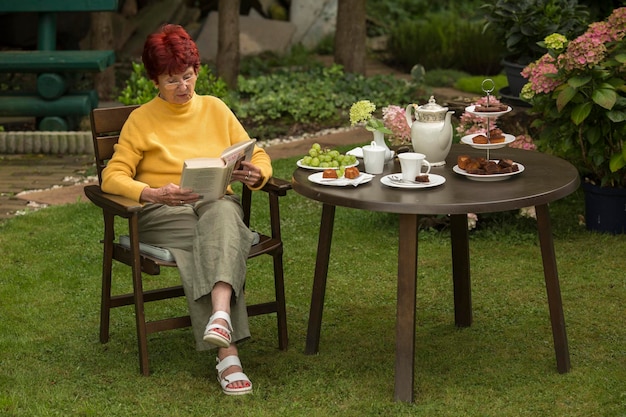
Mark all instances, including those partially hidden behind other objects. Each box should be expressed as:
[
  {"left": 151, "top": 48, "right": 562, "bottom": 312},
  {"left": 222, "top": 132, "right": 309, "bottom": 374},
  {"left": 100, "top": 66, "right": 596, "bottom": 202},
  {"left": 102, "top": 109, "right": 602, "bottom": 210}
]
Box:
[{"left": 101, "top": 94, "right": 272, "bottom": 202}]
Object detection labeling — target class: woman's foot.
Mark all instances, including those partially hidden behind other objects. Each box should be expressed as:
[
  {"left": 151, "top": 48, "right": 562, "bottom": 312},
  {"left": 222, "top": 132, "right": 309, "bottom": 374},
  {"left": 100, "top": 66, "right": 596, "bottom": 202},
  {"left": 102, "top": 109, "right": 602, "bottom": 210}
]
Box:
[
  {"left": 203, "top": 311, "right": 232, "bottom": 348},
  {"left": 216, "top": 345, "right": 252, "bottom": 395}
]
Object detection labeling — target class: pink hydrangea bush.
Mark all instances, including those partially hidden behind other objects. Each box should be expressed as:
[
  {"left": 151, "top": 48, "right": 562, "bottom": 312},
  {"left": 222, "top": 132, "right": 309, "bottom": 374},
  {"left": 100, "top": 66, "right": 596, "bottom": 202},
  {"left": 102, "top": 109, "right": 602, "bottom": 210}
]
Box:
[
  {"left": 382, "top": 105, "right": 411, "bottom": 146},
  {"left": 508, "top": 134, "right": 537, "bottom": 151},
  {"left": 521, "top": 7, "right": 626, "bottom": 187}
]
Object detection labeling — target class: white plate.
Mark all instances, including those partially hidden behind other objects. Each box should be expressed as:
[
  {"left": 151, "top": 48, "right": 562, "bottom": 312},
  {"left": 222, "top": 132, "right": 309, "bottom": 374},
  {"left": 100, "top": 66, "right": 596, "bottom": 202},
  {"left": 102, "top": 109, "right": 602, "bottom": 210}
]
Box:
[
  {"left": 464, "top": 105, "right": 512, "bottom": 118},
  {"left": 461, "top": 133, "right": 516, "bottom": 149},
  {"left": 380, "top": 173, "right": 446, "bottom": 189},
  {"left": 453, "top": 162, "right": 525, "bottom": 182},
  {"left": 308, "top": 171, "right": 374, "bottom": 187},
  {"left": 297, "top": 159, "right": 359, "bottom": 170}
]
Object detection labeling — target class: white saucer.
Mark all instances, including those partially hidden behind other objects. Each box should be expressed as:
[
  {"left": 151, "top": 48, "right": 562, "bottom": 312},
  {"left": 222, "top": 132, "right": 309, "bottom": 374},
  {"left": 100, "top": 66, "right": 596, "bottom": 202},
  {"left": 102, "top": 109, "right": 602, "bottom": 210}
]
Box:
[
  {"left": 461, "top": 133, "right": 516, "bottom": 149},
  {"left": 452, "top": 162, "right": 525, "bottom": 181},
  {"left": 308, "top": 171, "right": 374, "bottom": 187},
  {"left": 380, "top": 173, "right": 446, "bottom": 189}
]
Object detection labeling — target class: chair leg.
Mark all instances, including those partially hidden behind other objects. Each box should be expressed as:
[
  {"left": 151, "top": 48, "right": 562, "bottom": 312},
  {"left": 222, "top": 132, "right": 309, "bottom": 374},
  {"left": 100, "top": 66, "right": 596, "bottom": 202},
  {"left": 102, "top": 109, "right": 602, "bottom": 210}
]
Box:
[
  {"left": 100, "top": 214, "right": 115, "bottom": 344},
  {"left": 99, "top": 249, "right": 113, "bottom": 344},
  {"left": 273, "top": 250, "right": 288, "bottom": 350},
  {"left": 132, "top": 262, "right": 151, "bottom": 376},
  {"left": 127, "top": 218, "right": 151, "bottom": 376}
]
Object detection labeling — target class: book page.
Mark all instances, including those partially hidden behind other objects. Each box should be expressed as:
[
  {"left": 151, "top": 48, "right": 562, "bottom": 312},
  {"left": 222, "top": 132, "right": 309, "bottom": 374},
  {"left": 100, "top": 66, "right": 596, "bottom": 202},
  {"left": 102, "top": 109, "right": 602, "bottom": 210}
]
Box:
[{"left": 221, "top": 139, "right": 256, "bottom": 170}]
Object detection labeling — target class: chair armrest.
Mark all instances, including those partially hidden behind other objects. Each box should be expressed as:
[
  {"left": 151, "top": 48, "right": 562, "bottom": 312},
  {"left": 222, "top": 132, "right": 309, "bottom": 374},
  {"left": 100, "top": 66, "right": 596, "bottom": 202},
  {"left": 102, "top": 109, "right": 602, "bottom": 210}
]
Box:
[
  {"left": 260, "top": 176, "right": 292, "bottom": 196},
  {"left": 84, "top": 184, "right": 144, "bottom": 217}
]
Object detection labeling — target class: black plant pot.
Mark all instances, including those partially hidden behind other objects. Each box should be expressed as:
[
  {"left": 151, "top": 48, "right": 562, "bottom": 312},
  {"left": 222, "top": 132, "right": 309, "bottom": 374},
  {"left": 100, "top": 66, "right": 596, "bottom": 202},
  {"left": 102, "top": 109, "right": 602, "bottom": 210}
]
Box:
[
  {"left": 501, "top": 60, "right": 527, "bottom": 98},
  {"left": 582, "top": 181, "right": 626, "bottom": 234}
]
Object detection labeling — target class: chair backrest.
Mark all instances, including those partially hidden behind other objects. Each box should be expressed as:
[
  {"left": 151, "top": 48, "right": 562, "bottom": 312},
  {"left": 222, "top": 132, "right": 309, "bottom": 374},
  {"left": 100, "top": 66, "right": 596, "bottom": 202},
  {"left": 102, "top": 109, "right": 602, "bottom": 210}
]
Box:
[{"left": 90, "top": 105, "right": 140, "bottom": 183}]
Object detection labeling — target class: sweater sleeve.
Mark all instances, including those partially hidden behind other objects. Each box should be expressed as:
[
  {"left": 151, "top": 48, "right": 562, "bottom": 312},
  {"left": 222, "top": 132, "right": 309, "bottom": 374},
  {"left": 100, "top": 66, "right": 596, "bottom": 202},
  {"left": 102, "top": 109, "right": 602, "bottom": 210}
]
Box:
[
  {"left": 101, "top": 115, "right": 151, "bottom": 202},
  {"left": 248, "top": 145, "right": 272, "bottom": 190}
]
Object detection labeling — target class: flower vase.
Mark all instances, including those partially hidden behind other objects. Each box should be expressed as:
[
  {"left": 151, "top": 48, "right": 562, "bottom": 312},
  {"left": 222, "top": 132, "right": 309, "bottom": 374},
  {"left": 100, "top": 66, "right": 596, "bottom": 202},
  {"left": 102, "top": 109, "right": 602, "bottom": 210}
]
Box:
[{"left": 372, "top": 130, "right": 393, "bottom": 162}]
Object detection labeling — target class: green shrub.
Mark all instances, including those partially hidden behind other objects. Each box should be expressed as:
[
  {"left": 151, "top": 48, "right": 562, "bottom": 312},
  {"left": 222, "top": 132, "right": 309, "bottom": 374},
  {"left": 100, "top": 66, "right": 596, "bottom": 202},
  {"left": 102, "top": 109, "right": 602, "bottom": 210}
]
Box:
[
  {"left": 451, "top": 18, "right": 506, "bottom": 75},
  {"left": 387, "top": 11, "right": 503, "bottom": 75},
  {"left": 235, "top": 64, "right": 427, "bottom": 139}
]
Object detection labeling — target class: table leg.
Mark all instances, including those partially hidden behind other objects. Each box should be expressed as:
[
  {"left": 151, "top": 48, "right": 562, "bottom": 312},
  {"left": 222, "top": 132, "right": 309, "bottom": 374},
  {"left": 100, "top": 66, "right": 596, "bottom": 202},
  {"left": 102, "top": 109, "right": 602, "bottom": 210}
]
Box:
[
  {"left": 395, "top": 214, "right": 419, "bottom": 403},
  {"left": 450, "top": 214, "right": 472, "bottom": 327},
  {"left": 305, "top": 203, "right": 336, "bottom": 355},
  {"left": 535, "top": 204, "right": 571, "bottom": 373}
]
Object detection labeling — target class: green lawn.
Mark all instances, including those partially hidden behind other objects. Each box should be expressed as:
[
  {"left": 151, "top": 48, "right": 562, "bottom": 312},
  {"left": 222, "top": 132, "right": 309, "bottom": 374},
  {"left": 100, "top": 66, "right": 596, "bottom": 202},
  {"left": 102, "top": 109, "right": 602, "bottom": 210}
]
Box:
[{"left": 0, "top": 153, "right": 625, "bottom": 416}]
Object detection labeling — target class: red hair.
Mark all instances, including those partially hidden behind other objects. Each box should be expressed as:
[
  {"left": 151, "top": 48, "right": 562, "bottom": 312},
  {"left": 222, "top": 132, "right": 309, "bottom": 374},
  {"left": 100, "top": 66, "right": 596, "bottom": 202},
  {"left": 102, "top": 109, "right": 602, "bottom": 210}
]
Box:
[{"left": 142, "top": 24, "right": 200, "bottom": 81}]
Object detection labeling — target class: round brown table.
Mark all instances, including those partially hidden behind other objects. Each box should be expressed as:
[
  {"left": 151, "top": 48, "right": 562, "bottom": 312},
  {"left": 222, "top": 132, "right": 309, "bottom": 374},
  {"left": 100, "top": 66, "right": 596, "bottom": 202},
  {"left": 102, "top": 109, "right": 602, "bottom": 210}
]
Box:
[{"left": 291, "top": 144, "right": 579, "bottom": 403}]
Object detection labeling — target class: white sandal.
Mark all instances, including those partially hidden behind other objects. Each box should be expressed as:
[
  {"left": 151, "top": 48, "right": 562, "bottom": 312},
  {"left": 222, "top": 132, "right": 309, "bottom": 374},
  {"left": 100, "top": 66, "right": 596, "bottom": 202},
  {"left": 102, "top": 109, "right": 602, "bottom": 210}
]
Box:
[
  {"left": 203, "top": 311, "right": 232, "bottom": 348},
  {"left": 216, "top": 355, "right": 253, "bottom": 396}
]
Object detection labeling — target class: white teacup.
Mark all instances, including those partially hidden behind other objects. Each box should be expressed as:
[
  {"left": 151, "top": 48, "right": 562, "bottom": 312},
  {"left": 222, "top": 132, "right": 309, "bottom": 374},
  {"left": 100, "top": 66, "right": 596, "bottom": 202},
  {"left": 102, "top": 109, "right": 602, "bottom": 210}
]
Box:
[
  {"left": 398, "top": 152, "right": 431, "bottom": 182},
  {"left": 362, "top": 141, "right": 387, "bottom": 174}
]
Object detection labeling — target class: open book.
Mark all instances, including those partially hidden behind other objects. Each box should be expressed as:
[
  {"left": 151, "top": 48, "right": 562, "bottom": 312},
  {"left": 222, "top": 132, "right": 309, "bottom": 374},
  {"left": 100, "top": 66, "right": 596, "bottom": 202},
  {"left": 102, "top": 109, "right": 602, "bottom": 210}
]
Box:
[{"left": 180, "top": 139, "right": 256, "bottom": 201}]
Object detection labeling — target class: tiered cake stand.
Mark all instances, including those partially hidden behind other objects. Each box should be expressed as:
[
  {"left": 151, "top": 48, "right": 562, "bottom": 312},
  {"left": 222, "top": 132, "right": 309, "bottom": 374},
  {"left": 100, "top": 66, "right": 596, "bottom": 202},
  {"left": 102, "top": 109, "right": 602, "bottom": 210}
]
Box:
[
  {"left": 454, "top": 79, "right": 526, "bottom": 181},
  {"left": 460, "top": 79, "right": 514, "bottom": 160}
]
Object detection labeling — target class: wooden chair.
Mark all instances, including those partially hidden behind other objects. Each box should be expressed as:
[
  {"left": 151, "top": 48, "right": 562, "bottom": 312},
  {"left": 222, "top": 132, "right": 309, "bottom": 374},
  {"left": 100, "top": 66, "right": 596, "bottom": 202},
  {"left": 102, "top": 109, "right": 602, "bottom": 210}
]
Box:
[{"left": 84, "top": 105, "right": 290, "bottom": 375}]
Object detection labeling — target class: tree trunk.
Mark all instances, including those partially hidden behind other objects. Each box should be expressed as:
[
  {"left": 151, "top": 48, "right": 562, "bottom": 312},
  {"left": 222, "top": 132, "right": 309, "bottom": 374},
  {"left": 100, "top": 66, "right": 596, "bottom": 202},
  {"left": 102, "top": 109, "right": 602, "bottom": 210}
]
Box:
[
  {"left": 217, "top": 0, "right": 240, "bottom": 90},
  {"left": 334, "top": 0, "right": 366, "bottom": 75},
  {"left": 90, "top": 12, "right": 116, "bottom": 101},
  {"left": 121, "top": 0, "right": 138, "bottom": 16}
]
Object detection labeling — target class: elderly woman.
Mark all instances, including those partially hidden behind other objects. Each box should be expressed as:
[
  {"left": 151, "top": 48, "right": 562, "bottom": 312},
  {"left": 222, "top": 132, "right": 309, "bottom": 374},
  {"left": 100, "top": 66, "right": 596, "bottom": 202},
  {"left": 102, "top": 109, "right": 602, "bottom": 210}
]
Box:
[{"left": 101, "top": 24, "right": 271, "bottom": 395}]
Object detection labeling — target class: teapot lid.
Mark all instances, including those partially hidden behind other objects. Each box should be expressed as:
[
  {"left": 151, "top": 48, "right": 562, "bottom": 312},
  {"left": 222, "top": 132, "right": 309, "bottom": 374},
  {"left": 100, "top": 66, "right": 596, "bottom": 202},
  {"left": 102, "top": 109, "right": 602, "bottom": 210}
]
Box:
[{"left": 418, "top": 96, "right": 448, "bottom": 114}]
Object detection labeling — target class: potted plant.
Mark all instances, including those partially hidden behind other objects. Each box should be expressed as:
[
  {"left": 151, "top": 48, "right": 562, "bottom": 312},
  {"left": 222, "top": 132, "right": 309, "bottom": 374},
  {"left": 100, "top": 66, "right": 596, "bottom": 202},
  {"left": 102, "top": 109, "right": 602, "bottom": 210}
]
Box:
[
  {"left": 521, "top": 7, "right": 626, "bottom": 233},
  {"left": 482, "top": 0, "right": 589, "bottom": 99}
]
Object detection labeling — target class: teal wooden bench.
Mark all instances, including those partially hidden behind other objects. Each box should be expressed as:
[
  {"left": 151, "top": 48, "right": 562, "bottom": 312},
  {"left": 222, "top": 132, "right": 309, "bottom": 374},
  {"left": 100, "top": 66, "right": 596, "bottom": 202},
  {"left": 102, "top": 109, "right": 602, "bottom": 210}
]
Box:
[
  {"left": 0, "top": 0, "right": 119, "bottom": 131},
  {"left": 0, "top": 51, "right": 116, "bottom": 72}
]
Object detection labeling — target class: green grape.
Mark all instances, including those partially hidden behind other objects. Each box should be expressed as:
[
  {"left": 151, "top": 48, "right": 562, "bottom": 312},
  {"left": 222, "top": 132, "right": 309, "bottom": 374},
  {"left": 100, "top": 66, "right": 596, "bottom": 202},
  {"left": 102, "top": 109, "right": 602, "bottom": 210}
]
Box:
[{"left": 302, "top": 143, "right": 356, "bottom": 169}]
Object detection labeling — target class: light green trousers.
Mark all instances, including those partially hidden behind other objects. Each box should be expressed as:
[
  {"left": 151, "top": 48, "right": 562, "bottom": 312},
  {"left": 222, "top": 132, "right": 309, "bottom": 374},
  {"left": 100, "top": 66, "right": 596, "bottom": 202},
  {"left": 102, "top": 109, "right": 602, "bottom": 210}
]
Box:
[{"left": 138, "top": 195, "right": 256, "bottom": 351}]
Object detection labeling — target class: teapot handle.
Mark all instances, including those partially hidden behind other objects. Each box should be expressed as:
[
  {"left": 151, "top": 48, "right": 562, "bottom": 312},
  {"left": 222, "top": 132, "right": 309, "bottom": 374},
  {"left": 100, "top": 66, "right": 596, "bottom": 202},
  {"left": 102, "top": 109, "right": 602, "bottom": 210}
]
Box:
[{"left": 405, "top": 104, "right": 416, "bottom": 127}]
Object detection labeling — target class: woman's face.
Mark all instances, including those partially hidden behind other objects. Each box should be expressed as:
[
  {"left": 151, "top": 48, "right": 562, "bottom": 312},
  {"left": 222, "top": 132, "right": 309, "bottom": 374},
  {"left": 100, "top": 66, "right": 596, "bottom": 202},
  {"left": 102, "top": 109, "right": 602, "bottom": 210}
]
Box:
[{"left": 155, "top": 66, "right": 197, "bottom": 104}]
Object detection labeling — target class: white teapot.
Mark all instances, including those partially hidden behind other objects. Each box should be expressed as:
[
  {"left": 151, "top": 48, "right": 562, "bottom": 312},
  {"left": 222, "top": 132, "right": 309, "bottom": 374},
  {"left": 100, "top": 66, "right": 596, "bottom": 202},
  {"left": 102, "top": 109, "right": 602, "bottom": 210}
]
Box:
[{"left": 405, "top": 96, "right": 454, "bottom": 166}]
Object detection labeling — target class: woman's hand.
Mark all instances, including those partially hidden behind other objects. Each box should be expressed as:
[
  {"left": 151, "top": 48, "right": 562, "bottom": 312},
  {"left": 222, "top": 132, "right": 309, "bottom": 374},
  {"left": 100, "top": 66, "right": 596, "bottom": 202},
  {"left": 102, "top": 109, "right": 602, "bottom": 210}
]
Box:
[
  {"left": 141, "top": 183, "right": 202, "bottom": 206},
  {"left": 232, "top": 161, "right": 264, "bottom": 187}
]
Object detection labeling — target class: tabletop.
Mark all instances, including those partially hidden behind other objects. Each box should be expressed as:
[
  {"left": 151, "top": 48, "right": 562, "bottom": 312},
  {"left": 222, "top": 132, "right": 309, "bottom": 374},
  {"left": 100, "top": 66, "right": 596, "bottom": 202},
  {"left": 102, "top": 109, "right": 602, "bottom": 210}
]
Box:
[{"left": 291, "top": 144, "right": 580, "bottom": 214}]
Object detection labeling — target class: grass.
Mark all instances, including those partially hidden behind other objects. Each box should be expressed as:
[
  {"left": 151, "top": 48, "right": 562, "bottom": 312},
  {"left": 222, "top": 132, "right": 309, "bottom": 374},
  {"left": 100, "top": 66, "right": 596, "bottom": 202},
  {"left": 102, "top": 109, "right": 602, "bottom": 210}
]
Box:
[{"left": 1, "top": 151, "right": 625, "bottom": 416}]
